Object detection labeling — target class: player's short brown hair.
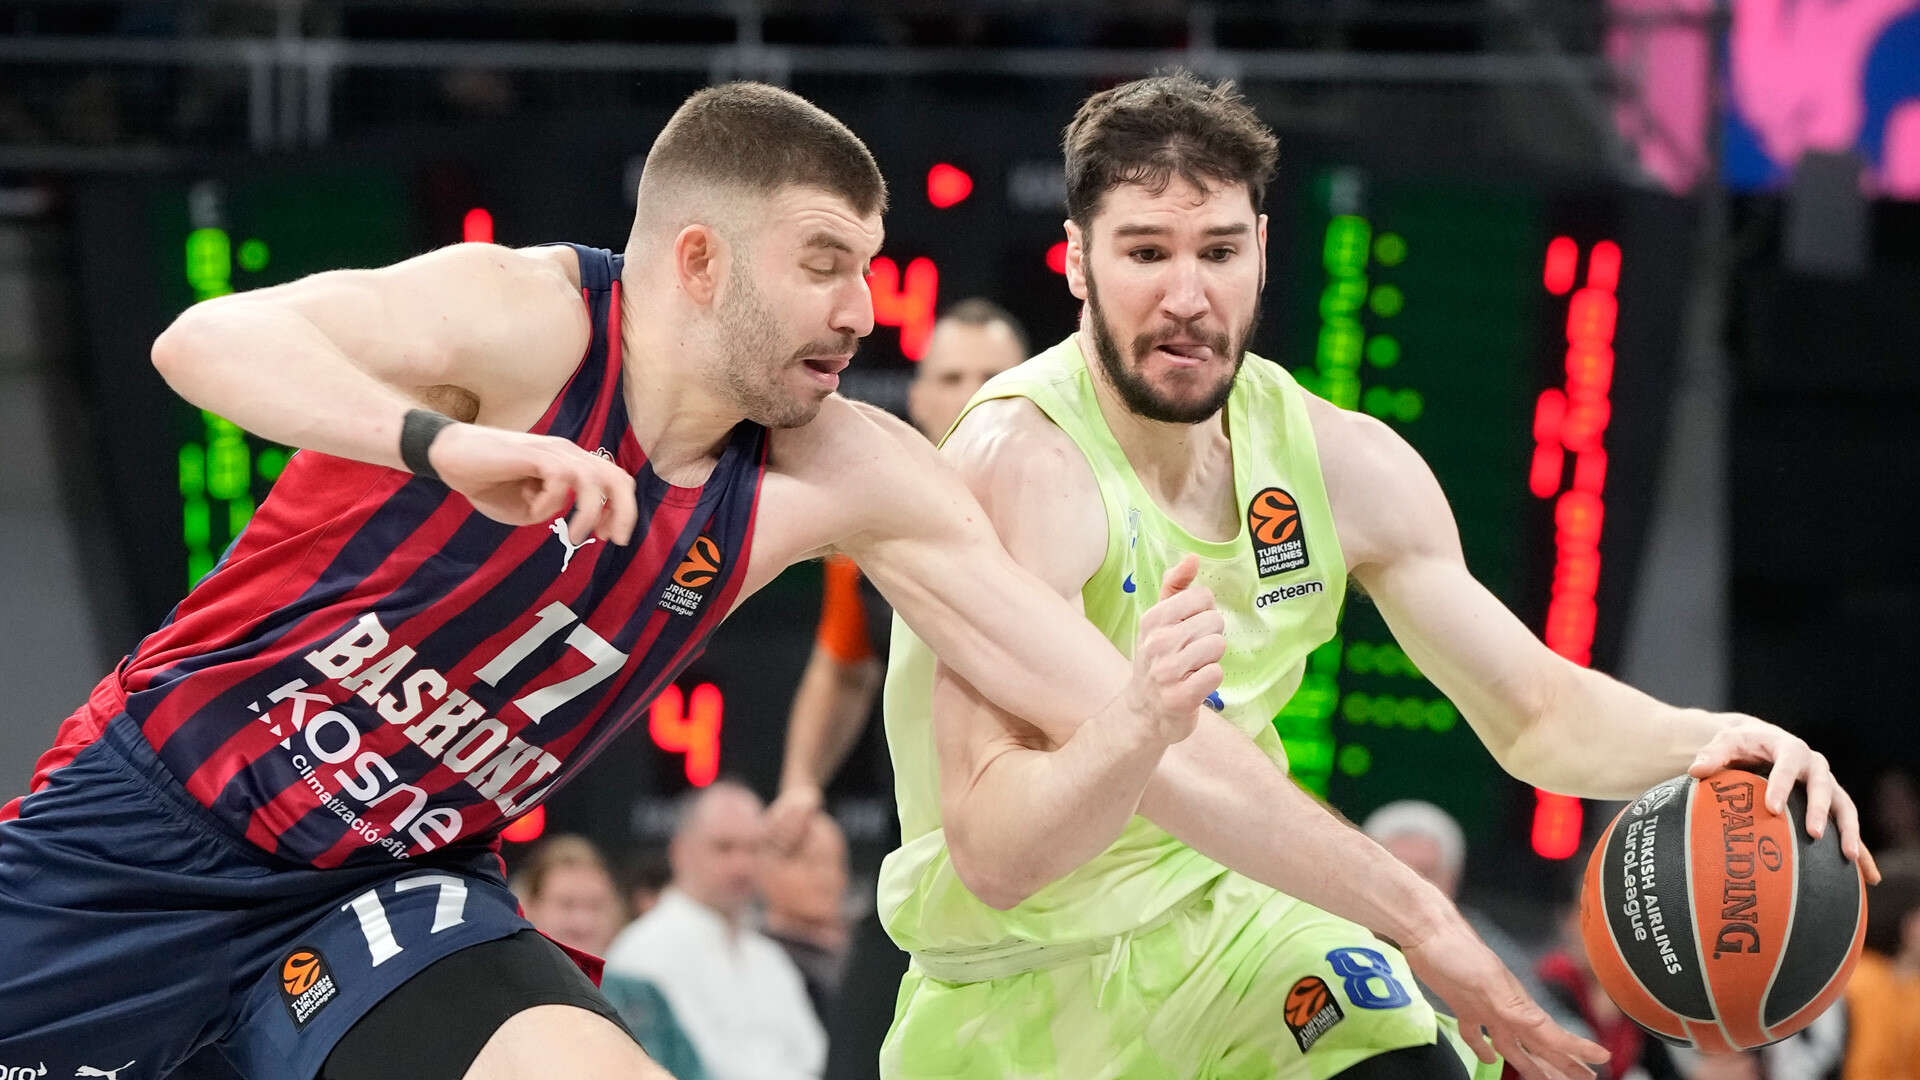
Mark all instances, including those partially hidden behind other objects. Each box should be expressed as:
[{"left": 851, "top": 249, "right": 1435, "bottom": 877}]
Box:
[
  {"left": 643, "top": 82, "right": 887, "bottom": 216},
  {"left": 1063, "top": 71, "right": 1278, "bottom": 228}
]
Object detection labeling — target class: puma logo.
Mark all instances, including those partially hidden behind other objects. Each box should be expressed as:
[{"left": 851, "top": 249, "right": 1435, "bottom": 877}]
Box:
[
  {"left": 549, "top": 518, "right": 598, "bottom": 572},
  {"left": 75, "top": 1063, "right": 135, "bottom": 1080}
]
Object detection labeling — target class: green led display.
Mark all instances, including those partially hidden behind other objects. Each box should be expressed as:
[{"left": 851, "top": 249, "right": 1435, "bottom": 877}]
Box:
[
  {"left": 159, "top": 172, "right": 409, "bottom": 587},
  {"left": 1279, "top": 168, "right": 1537, "bottom": 843}
]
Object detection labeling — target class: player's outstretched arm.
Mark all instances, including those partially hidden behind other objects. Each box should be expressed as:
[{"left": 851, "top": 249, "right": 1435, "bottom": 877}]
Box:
[
  {"left": 1318, "top": 401, "right": 1877, "bottom": 881},
  {"left": 149, "top": 242, "right": 636, "bottom": 544}
]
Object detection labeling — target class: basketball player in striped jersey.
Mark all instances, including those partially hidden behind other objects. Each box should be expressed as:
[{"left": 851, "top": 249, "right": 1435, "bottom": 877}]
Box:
[
  {"left": 0, "top": 85, "right": 1237, "bottom": 1080},
  {"left": 867, "top": 74, "right": 1881, "bottom": 1080}
]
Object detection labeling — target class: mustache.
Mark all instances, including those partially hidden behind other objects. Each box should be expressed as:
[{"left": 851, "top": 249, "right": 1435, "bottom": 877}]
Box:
[
  {"left": 1130, "top": 321, "right": 1231, "bottom": 358},
  {"left": 792, "top": 335, "right": 859, "bottom": 360}
]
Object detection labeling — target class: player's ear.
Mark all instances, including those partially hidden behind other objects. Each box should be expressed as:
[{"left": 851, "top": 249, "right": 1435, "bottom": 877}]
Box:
[
  {"left": 1257, "top": 213, "right": 1269, "bottom": 290},
  {"left": 1064, "top": 220, "right": 1089, "bottom": 302},
  {"left": 673, "top": 223, "right": 726, "bottom": 307}
]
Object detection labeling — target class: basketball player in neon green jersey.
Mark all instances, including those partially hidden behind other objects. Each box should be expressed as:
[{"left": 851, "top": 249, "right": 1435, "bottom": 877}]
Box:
[{"left": 869, "top": 74, "right": 1879, "bottom": 1080}]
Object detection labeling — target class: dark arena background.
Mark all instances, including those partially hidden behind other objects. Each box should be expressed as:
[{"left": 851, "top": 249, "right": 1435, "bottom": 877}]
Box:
[{"left": 4, "top": 3, "right": 1918, "bottom": 1078}]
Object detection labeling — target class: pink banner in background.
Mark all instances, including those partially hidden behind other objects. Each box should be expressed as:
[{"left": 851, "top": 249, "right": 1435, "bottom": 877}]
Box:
[
  {"left": 1608, "top": 0, "right": 1715, "bottom": 192},
  {"left": 1610, "top": 0, "right": 1920, "bottom": 198}
]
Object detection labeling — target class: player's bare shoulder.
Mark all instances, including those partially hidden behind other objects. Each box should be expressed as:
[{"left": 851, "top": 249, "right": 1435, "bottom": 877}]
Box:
[
  {"left": 1301, "top": 391, "right": 1461, "bottom": 572},
  {"left": 943, "top": 396, "right": 1107, "bottom": 596}
]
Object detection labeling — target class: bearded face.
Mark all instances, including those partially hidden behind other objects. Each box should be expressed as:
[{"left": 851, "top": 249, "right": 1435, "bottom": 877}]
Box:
[{"left": 1071, "top": 176, "right": 1266, "bottom": 426}]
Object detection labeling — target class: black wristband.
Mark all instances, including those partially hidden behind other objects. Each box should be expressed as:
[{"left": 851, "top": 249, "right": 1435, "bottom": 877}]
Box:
[{"left": 399, "top": 409, "right": 455, "bottom": 481}]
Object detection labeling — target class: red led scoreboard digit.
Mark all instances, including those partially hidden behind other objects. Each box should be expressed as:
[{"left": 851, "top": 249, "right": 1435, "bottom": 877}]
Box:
[
  {"left": 649, "top": 682, "right": 724, "bottom": 788},
  {"left": 1526, "top": 236, "right": 1622, "bottom": 859}
]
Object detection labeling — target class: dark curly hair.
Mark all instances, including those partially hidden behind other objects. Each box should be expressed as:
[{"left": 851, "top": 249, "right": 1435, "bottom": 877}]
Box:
[{"left": 1063, "top": 71, "right": 1279, "bottom": 229}]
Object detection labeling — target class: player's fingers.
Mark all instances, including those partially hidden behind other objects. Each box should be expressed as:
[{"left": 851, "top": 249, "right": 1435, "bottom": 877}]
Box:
[
  {"left": 1487, "top": 1031, "right": 1549, "bottom": 1080},
  {"left": 565, "top": 468, "right": 605, "bottom": 546},
  {"left": 605, "top": 466, "right": 638, "bottom": 544},
  {"left": 1527, "top": 1043, "right": 1597, "bottom": 1080},
  {"left": 1140, "top": 584, "right": 1214, "bottom": 633},
  {"left": 1453, "top": 1014, "right": 1499, "bottom": 1065},
  {"left": 1526, "top": 1010, "right": 1610, "bottom": 1065},
  {"left": 1802, "top": 754, "right": 1834, "bottom": 840},
  {"left": 1827, "top": 783, "right": 1879, "bottom": 881},
  {"left": 1165, "top": 608, "right": 1226, "bottom": 652},
  {"left": 576, "top": 451, "right": 631, "bottom": 543},
  {"left": 1174, "top": 632, "right": 1226, "bottom": 677},
  {"left": 1688, "top": 729, "right": 1745, "bottom": 778},
  {"left": 1763, "top": 739, "right": 1810, "bottom": 816},
  {"left": 529, "top": 469, "right": 570, "bottom": 523},
  {"left": 1178, "top": 662, "right": 1224, "bottom": 704},
  {"left": 1159, "top": 554, "right": 1200, "bottom": 600}
]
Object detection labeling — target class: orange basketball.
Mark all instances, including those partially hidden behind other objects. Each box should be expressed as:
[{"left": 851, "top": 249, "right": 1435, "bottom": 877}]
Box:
[
  {"left": 1578, "top": 770, "right": 1865, "bottom": 1052},
  {"left": 282, "top": 950, "right": 321, "bottom": 997}
]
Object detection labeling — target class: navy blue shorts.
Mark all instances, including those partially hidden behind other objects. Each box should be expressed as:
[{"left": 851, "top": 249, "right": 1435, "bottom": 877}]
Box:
[{"left": 0, "top": 716, "right": 533, "bottom": 1080}]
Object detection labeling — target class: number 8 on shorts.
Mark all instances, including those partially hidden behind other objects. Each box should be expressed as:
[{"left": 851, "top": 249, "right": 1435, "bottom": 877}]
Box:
[{"left": 1326, "top": 947, "right": 1415, "bottom": 1010}]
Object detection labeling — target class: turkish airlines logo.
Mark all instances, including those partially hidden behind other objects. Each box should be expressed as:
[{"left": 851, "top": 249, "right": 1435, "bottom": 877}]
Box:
[
  {"left": 660, "top": 536, "right": 723, "bottom": 617},
  {"left": 278, "top": 945, "right": 339, "bottom": 1028},
  {"left": 1283, "top": 975, "right": 1344, "bottom": 1052},
  {"left": 673, "top": 536, "right": 721, "bottom": 589},
  {"left": 1248, "top": 486, "right": 1310, "bottom": 577}
]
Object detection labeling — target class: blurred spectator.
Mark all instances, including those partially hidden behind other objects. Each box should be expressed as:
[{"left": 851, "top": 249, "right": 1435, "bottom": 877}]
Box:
[
  {"left": 512, "top": 834, "right": 708, "bottom": 1079},
  {"left": 511, "top": 833, "right": 627, "bottom": 957},
  {"left": 767, "top": 299, "right": 1027, "bottom": 853},
  {"left": 606, "top": 781, "right": 825, "bottom": 1080},
  {"left": 1361, "top": 800, "right": 1594, "bottom": 1057},
  {"left": 1872, "top": 768, "right": 1920, "bottom": 877},
  {"left": 1843, "top": 870, "right": 1920, "bottom": 1080},
  {"left": 1536, "top": 894, "right": 1684, "bottom": 1080},
  {"left": 621, "top": 847, "right": 674, "bottom": 921},
  {"left": 761, "top": 810, "right": 852, "bottom": 1022},
  {"left": 904, "top": 298, "right": 1029, "bottom": 444}
]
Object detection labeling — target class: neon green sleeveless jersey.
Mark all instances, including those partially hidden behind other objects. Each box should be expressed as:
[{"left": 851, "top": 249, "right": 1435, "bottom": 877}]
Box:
[{"left": 877, "top": 335, "right": 1347, "bottom": 964}]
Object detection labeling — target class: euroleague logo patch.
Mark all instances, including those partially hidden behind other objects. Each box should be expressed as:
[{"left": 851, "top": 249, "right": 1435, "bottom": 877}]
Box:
[
  {"left": 659, "top": 536, "right": 722, "bottom": 616},
  {"left": 279, "top": 946, "right": 339, "bottom": 1029},
  {"left": 1284, "top": 975, "right": 1345, "bottom": 1052},
  {"left": 1248, "top": 487, "right": 1311, "bottom": 578}
]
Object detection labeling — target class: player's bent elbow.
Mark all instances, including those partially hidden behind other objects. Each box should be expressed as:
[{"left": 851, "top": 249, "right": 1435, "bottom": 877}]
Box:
[
  {"left": 958, "top": 865, "right": 1031, "bottom": 911},
  {"left": 149, "top": 312, "right": 204, "bottom": 383},
  {"left": 150, "top": 299, "right": 238, "bottom": 385},
  {"left": 944, "top": 821, "right": 1038, "bottom": 910}
]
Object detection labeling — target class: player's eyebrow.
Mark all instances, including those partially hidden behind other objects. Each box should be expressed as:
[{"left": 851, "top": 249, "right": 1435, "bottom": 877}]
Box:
[
  {"left": 1110, "top": 222, "right": 1251, "bottom": 239},
  {"left": 801, "top": 231, "right": 855, "bottom": 254}
]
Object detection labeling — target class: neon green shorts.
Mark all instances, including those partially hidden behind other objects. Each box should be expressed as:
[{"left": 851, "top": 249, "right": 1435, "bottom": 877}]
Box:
[{"left": 880, "top": 872, "right": 1497, "bottom": 1079}]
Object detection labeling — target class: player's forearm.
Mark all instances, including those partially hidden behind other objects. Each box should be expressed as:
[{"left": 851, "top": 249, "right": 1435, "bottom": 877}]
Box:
[
  {"left": 779, "top": 650, "right": 879, "bottom": 792},
  {"left": 152, "top": 296, "right": 421, "bottom": 468},
  {"left": 1499, "top": 664, "right": 1729, "bottom": 799},
  {"left": 1137, "top": 714, "right": 1458, "bottom": 948},
  {"left": 867, "top": 539, "right": 1145, "bottom": 738},
  {"left": 942, "top": 679, "right": 1172, "bottom": 909}
]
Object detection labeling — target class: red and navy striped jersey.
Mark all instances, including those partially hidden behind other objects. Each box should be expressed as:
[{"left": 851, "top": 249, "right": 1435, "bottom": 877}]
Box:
[{"left": 81, "top": 245, "right": 766, "bottom": 867}]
